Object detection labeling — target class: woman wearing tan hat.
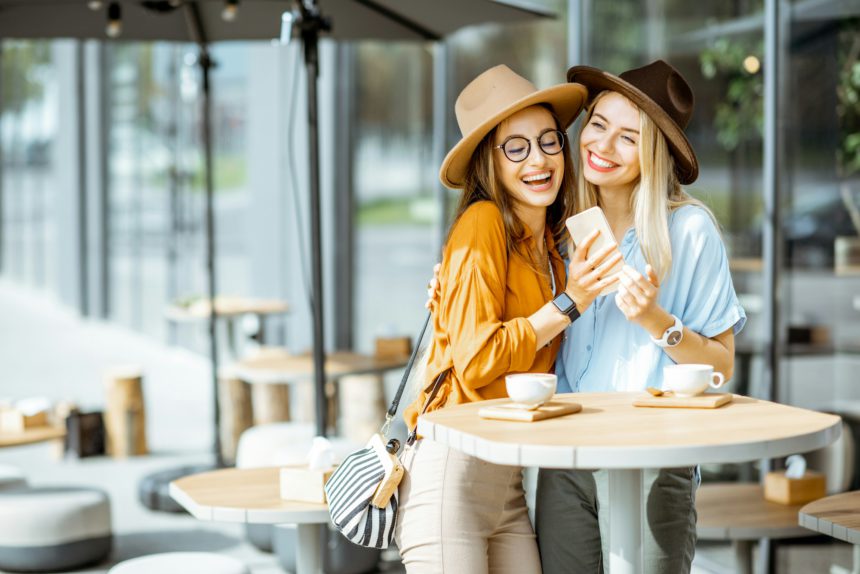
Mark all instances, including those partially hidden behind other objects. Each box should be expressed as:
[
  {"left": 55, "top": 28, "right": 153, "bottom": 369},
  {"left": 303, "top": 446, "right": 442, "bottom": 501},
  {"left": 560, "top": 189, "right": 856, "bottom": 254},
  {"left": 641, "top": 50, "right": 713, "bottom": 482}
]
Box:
[
  {"left": 536, "top": 60, "right": 746, "bottom": 574},
  {"left": 394, "top": 65, "right": 620, "bottom": 573}
]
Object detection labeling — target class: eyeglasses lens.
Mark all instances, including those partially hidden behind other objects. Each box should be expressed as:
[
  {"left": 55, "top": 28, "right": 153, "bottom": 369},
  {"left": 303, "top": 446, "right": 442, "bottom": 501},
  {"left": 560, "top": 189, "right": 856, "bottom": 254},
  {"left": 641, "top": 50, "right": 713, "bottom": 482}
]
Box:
[
  {"left": 502, "top": 137, "right": 530, "bottom": 162},
  {"left": 501, "top": 131, "right": 564, "bottom": 162},
  {"left": 539, "top": 130, "right": 564, "bottom": 155}
]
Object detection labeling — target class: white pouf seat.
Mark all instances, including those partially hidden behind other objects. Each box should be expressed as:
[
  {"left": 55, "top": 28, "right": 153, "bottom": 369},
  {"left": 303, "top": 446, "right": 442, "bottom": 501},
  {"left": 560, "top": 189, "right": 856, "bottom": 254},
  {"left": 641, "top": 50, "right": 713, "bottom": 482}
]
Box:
[
  {"left": 235, "top": 422, "right": 360, "bottom": 469},
  {"left": 0, "top": 486, "right": 112, "bottom": 572},
  {"left": 0, "top": 465, "right": 26, "bottom": 491},
  {"left": 108, "top": 552, "right": 249, "bottom": 574}
]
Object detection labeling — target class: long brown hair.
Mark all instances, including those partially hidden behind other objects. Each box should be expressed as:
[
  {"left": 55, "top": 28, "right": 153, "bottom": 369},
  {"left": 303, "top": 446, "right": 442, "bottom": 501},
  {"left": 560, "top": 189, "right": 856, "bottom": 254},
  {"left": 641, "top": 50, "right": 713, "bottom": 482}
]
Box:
[{"left": 448, "top": 105, "right": 577, "bottom": 270}]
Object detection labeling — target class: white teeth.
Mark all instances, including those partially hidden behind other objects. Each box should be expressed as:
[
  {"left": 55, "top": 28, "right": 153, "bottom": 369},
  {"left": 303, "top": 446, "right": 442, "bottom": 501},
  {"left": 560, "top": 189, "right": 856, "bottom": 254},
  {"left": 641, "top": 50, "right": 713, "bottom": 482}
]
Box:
[
  {"left": 590, "top": 153, "right": 616, "bottom": 168},
  {"left": 522, "top": 172, "right": 551, "bottom": 183}
]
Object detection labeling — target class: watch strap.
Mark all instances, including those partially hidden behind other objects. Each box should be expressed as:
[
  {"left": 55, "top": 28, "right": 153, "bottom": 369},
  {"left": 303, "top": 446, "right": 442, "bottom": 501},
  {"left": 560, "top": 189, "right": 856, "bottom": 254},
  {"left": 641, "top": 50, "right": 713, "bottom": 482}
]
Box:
[{"left": 652, "top": 314, "right": 683, "bottom": 348}]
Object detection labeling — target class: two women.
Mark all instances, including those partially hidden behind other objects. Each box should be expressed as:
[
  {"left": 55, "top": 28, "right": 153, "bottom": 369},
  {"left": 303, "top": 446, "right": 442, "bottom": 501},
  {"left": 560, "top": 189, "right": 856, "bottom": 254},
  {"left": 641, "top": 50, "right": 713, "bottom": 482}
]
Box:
[
  {"left": 394, "top": 65, "right": 618, "bottom": 573},
  {"left": 415, "top": 59, "right": 746, "bottom": 573}
]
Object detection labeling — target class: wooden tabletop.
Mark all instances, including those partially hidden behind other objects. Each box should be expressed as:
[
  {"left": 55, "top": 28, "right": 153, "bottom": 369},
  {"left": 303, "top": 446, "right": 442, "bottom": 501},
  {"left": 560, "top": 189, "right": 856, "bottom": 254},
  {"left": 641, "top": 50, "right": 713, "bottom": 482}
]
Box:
[
  {"left": 697, "top": 483, "right": 809, "bottom": 540},
  {"left": 800, "top": 490, "right": 860, "bottom": 544},
  {"left": 417, "top": 393, "right": 841, "bottom": 469},
  {"left": 165, "top": 296, "right": 290, "bottom": 321},
  {"left": 169, "top": 467, "right": 330, "bottom": 525},
  {"left": 222, "top": 347, "right": 410, "bottom": 384},
  {"left": 0, "top": 426, "right": 65, "bottom": 448}
]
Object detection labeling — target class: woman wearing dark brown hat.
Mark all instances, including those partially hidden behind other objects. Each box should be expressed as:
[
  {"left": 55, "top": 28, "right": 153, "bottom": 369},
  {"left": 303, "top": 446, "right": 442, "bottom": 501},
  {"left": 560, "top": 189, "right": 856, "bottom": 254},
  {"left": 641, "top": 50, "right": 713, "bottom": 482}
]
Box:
[
  {"left": 393, "top": 65, "right": 620, "bottom": 573},
  {"left": 536, "top": 60, "right": 746, "bottom": 574}
]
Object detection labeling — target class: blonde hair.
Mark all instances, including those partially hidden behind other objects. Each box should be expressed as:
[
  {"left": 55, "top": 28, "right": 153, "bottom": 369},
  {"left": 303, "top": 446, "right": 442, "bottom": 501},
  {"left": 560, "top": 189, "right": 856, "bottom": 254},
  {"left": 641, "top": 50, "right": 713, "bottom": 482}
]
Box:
[{"left": 574, "top": 91, "right": 714, "bottom": 281}]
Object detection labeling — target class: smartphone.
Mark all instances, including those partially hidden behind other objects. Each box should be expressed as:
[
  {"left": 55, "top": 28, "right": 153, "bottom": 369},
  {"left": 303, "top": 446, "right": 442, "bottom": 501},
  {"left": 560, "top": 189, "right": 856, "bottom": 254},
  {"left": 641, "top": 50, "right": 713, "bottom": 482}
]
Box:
[{"left": 565, "top": 206, "right": 624, "bottom": 296}]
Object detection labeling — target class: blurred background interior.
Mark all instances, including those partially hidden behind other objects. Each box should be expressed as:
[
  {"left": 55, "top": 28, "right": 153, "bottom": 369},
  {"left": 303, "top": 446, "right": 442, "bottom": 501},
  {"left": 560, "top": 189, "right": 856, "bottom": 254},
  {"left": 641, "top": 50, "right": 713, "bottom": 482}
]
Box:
[{"left": 2, "top": 0, "right": 860, "bottom": 573}]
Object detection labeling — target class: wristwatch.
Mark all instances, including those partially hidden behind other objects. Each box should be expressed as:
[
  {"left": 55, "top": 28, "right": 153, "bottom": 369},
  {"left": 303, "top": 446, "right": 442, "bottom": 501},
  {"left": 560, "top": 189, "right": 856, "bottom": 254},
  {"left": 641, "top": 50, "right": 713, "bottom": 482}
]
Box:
[
  {"left": 651, "top": 314, "right": 684, "bottom": 348},
  {"left": 552, "top": 292, "right": 580, "bottom": 323}
]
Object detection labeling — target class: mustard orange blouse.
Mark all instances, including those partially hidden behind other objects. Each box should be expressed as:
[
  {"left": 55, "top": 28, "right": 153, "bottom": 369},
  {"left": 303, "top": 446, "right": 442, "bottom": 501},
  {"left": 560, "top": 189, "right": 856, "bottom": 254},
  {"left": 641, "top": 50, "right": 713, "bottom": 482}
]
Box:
[{"left": 404, "top": 201, "right": 566, "bottom": 431}]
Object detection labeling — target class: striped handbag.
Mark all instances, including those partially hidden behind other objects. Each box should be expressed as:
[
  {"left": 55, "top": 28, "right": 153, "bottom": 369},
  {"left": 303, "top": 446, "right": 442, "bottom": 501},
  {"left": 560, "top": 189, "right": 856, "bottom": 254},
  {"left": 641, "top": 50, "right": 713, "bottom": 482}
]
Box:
[{"left": 326, "top": 312, "right": 447, "bottom": 549}]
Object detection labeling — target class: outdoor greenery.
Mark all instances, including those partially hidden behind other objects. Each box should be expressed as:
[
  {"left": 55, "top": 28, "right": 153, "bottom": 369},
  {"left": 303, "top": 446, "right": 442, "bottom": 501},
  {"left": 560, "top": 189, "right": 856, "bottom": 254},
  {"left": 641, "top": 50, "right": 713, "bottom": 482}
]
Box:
[
  {"left": 357, "top": 195, "right": 435, "bottom": 226},
  {"left": 0, "top": 42, "right": 50, "bottom": 115},
  {"left": 699, "top": 38, "right": 764, "bottom": 152},
  {"left": 836, "top": 19, "right": 860, "bottom": 178}
]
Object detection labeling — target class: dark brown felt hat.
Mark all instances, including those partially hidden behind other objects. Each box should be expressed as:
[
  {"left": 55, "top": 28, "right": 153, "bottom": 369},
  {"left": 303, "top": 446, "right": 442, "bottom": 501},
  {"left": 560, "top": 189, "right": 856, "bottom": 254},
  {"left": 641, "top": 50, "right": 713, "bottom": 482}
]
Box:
[{"left": 566, "top": 60, "right": 699, "bottom": 185}]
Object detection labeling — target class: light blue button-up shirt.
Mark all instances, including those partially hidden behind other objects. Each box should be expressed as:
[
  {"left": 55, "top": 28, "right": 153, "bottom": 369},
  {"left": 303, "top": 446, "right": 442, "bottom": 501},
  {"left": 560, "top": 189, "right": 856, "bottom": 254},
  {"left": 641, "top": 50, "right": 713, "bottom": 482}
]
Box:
[{"left": 556, "top": 205, "right": 747, "bottom": 393}]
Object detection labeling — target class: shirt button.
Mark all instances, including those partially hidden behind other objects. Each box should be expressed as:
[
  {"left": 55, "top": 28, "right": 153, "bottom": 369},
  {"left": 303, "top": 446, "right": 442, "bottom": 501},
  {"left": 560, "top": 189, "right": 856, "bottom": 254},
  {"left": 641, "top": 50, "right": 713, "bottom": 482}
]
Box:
[{"left": 586, "top": 345, "right": 592, "bottom": 351}]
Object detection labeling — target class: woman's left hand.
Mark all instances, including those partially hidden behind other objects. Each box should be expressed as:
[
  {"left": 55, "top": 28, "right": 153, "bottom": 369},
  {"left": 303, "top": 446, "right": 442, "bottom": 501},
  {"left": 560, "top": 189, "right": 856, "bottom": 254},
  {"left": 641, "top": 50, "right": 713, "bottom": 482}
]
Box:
[{"left": 614, "top": 264, "right": 661, "bottom": 325}]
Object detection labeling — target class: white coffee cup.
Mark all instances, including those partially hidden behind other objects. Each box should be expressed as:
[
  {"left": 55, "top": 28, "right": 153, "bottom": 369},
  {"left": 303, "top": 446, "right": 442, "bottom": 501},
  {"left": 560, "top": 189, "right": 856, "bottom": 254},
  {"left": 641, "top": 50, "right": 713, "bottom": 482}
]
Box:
[
  {"left": 662, "top": 364, "right": 726, "bottom": 397},
  {"left": 506, "top": 373, "right": 556, "bottom": 406}
]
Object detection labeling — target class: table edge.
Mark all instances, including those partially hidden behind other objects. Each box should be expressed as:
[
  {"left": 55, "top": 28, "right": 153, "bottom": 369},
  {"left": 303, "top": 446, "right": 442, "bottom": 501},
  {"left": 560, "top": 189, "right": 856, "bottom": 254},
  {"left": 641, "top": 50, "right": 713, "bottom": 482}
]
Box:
[
  {"left": 168, "top": 475, "right": 331, "bottom": 525},
  {"left": 416, "top": 409, "right": 842, "bottom": 469}
]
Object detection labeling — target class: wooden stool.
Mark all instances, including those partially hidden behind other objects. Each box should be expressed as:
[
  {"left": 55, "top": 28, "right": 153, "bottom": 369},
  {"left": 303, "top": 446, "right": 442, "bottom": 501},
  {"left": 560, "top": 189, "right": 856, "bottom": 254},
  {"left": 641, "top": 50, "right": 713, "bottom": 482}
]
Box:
[
  {"left": 104, "top": 367, "right": 148, "bottom": 457},
  {"left": 218, "top": 378, "right": 253, "bottom": 464},
  {"left": 697, "top": 482, "right": 811, "bottom": 574},
  {"left": 337, "top": 374, "right": 386, "bottom": 443}
]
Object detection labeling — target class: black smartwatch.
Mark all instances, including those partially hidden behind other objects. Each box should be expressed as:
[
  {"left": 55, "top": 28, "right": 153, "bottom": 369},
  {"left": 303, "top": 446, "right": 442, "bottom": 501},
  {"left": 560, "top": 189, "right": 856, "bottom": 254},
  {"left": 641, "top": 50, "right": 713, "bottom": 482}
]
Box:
[{"left": 552, "top": 292, "right": 580, "bottom": 323}]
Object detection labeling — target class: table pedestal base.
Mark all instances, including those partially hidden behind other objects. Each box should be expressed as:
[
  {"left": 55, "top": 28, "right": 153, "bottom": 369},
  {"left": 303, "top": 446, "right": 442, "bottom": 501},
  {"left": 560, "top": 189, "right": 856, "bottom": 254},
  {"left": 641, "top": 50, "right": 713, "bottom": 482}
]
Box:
[
  {"left": 296, "top": 524, "right": 324, "bottom": 574},
  {"left": 607, "top": 468, "right": 643, "bottom": 574}
]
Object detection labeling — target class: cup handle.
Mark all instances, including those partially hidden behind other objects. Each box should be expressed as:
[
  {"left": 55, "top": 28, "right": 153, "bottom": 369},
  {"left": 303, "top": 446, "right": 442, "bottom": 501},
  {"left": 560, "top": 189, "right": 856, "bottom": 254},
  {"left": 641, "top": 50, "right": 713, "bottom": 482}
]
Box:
[{"left": 709, "top": 372, "right": 726, "bottom": 389}]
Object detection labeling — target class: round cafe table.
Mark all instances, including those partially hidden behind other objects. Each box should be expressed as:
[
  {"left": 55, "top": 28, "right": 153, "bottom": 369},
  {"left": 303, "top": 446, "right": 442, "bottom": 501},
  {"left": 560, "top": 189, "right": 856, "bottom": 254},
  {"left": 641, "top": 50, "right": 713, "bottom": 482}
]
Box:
[
  {"left": 169, "top": 467, "right": 329, "bottom": 574},
  {"left": 417, "top": 392, "right": 841, "bottom": 574}
]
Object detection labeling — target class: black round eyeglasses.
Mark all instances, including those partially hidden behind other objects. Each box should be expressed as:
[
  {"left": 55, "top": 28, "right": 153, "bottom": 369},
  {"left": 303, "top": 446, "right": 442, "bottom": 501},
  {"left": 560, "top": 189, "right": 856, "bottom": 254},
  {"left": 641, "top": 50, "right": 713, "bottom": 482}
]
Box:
[{"left": 494, "top": 129, "right": 565, "bottom": 162}]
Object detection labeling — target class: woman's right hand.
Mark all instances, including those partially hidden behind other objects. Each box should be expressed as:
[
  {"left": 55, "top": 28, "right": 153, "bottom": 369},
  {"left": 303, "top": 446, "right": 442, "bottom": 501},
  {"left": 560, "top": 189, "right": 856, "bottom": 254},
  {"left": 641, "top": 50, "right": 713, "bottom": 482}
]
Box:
[
  {"left": 425, "top": 263, "right": 442, "bottom": 311},
  {"left": 565, "top": 230, "right": 624, "bottom": 313}
]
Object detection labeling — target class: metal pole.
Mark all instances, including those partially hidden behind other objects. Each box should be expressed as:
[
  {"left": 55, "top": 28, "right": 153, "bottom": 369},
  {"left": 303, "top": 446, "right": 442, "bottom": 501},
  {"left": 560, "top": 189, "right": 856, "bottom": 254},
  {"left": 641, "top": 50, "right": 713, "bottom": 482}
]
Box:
[
  {"left": 299, "top": 0, "right": 330, "bottom": 437},
  {"left": 432, "top": 41, "right": 448, "bottom": 252},
  {"left": 199, "top": 52, "right": 222, "bottom": 466},
  {"left": 759, "top": 0, "right": 787, "bottom": 569},
  {"left": 0, "top": 42, "right": 4, "bottom": 274},
  {"left": 184, "top": 1, "right": 222, "bottom": 466},
  {"left": 762, "top": 0, "right": 785, "bottom": 405},
  {"left": 76, "top": 42, "right": 88, "bottom": 314}
]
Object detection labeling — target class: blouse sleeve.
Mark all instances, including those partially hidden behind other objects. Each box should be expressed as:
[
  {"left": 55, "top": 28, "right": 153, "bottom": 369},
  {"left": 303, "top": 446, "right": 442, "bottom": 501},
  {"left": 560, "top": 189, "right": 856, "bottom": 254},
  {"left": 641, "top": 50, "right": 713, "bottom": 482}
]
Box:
[
  {"left": 669, "top": 206, "right": 747, "bottom": 338},
  {"left": 439, "top": 203, "right": 538, "bottom": 390}
]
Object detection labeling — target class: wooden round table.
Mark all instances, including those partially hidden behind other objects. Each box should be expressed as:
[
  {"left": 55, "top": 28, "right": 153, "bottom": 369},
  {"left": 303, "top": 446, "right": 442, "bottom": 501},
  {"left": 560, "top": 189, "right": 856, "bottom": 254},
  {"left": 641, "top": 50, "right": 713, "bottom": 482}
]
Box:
[
  {"left": 418, "top": 392, "right": 841, "bottom": 574},
  {"left": 0, "top": 426, "right": 65, "bottom": 448},
  {"left": 697, "top": 483, "right": 810, "bottom": 574},
  {"left": 169, "top": 467, "right": 329, "bottom": 574},
  {"left": 800, "top": 491, "right": 860, "bottom": 573}
]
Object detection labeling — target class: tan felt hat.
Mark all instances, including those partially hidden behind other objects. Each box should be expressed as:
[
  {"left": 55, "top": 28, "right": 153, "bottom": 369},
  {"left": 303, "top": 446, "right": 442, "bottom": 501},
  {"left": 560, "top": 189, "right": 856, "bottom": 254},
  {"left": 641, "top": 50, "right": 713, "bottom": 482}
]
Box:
[{"left": 439, "top": 65, "right": 588, "bottom": 189}]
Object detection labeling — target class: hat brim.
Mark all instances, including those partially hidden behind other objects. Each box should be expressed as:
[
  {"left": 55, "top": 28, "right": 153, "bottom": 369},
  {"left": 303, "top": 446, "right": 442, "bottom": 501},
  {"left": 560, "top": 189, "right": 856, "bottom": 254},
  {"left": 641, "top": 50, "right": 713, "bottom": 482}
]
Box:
[
  {"left": 566, "top": 66, "right": 699, "bottom": 185},
  {"left": 439, "top": 83, "right": 588, "bottom": 189}
]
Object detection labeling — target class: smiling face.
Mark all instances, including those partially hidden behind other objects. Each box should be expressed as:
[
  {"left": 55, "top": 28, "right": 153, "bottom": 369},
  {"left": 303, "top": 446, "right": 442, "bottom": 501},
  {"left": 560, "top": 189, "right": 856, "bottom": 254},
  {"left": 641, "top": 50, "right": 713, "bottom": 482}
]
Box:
[
  {"left": 579, "top": 91, "right": 642, "bottom": 194},
  {"left": 493, "top": 106, "right": 566, "bottom": 222}
]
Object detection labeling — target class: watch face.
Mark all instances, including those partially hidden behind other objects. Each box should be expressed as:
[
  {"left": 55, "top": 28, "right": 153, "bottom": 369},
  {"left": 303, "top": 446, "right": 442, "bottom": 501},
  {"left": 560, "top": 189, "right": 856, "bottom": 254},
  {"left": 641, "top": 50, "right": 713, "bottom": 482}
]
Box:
[{"left": 668, "top": 331, "right": 682, "bottom": 345}]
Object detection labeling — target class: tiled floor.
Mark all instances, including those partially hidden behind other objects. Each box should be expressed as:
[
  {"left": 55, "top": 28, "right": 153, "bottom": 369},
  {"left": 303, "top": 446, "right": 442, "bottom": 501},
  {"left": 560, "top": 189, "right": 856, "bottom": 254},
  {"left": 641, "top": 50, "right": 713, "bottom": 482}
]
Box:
[{"left": 0, "top": 280, "right": 853, "bottom": 573}]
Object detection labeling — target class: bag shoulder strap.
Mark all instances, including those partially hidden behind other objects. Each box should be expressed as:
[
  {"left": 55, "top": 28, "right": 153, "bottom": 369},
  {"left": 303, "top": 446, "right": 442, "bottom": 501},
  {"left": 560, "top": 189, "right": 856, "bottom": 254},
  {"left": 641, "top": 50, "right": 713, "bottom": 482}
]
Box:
[
  {"left": 386, "top": 312, "right": 431, "bottom": 420},
  {"left": 405, "top": 367, "right": 448, "bottom": 446}
]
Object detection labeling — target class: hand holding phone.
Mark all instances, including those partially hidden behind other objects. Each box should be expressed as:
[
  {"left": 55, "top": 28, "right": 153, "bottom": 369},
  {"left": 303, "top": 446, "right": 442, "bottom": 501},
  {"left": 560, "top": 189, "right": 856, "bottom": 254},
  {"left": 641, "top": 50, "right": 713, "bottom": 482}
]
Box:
[{"left": 565, "top": 207, "right": 625, "bottom": 297}]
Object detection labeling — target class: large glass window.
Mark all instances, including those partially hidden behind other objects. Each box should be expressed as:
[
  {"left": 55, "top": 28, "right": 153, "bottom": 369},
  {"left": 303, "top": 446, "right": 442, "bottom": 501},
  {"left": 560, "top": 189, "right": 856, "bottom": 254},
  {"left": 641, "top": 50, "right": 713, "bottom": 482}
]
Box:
[
  {"left": 104, "top": 42, "right": 253, "bottom": 344},
  {"left": 351, "top": 42, "right": 436, "bottom": 351},
  {"left": 1, "top": 41, "right": 58, "bottom": 293},
  {"left": 351, "top": 0, "right": 570, "bottom": 351}
]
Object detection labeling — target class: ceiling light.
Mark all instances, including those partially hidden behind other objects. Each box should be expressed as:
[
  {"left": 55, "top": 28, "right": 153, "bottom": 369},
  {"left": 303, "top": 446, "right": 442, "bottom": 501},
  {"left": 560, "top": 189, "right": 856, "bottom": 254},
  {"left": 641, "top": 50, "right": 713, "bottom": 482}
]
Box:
[
  {"left": 743, "top": 55, "right": 761, "bottom": 75},
  {"left": 222, "top": 0, "right": 239, "bottom": 22},
  {"left": 106, "top": 2, "right": 122, "bottom": 38}
]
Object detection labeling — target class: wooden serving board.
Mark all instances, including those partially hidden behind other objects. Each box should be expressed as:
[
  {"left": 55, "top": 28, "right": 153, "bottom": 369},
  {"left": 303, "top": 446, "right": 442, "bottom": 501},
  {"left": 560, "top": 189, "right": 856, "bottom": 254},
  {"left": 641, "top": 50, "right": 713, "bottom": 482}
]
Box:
[
  {"left": 633, "top": 392, "right": 732, "bottom": 409},
  {"left": 478, "top": 401, "right": 582, "bottom": 422}
]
